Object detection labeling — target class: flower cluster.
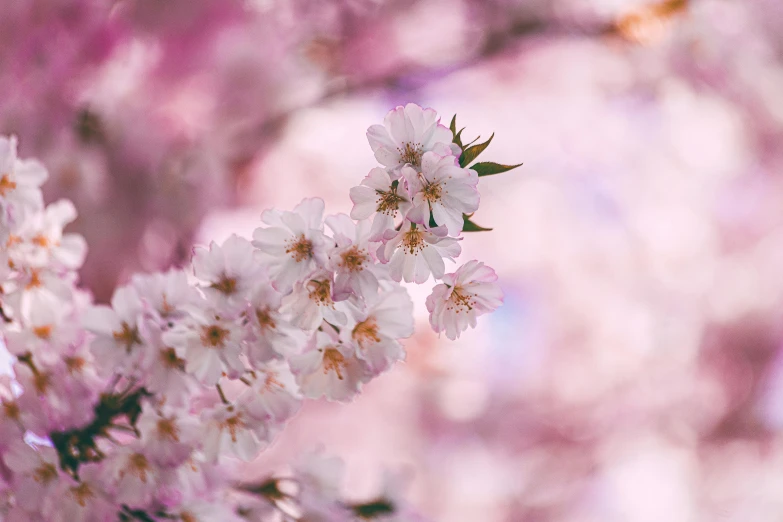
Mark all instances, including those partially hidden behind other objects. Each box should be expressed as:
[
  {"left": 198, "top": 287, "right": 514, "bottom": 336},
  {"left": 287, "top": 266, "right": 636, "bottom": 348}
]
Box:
[{"left": 0, "top": 104, "right": 508, "bottom": 521}]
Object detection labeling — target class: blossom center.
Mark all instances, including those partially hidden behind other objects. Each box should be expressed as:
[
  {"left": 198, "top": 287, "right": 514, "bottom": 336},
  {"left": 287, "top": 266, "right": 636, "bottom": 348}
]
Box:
[
  {"left": 398, "top": 142, "right": 423, "bottom": 166},
  {"left": 26, "top": 269, "right": 43, "bottom": 290},
  {"left": 33, "top": 371, "right": 51, "bottom": 395},
  {"left": 70, "top": 482, "right": 94, "bottom": 507},
  {"left": 128, "top": 453, "right": 150, "bottom": 483},
  {"left": 201, "top": 324, "right": 230, "bottom": 348},
  {"left": 211, "top": 275, "right": 237, "bottom": 295},
  {"left": 0, "top": 174, "right": 16, "bottom": 197},
  {"left": 375, "top": 183, "right": 406, "bottom": 216},
  {"left": 113, "top": 322, "right": 142, "bottom": 352},
  {"left": 421, "top": 180, "right": 442, "bottom": 203},
  {"left": 322, "top": 347, "right": 345, "bottom": 380},
  {"left": 3, "top": 400, "right": 20, "bottom": 420},
  {"left": 33, "top": 462, "right": 58, "bottom": 484},
  {"left": 222, "top": 413, "right": 244, "bottom": 442},
  {"left": 32, "top": 234, "right": 49, "bottom": 248},
  {"left": 307, "top": 279, "right": 333, "bottom": 306},
  {"left": 285, "top": 234, "right": 314, "bottom": 262},
  {"left": 64, "top": 356, "right": 86, "bottom": 373},
  {"left": 157, "top": 418, "right": 180, "bottom": 442},
  {"left": 352, "top": 318, "right": 380, "bottom": 348},
  {"left": 402, "top": 228, "right": 425, "bottom": 255},
  {"left": 255, "top": 307, "right": 276, "bottom": 330},
  {"left": 448, "top": 287, "right": 476, "bottom": 313},
  {"left": 33, "top": 324, "right": 52, "bottom": 340},
  {"left": 340, "top": 246, "right": 368, "bottom": 273},
  {"left": 160, "top": 347, "right": 184, "bottom": 369}
]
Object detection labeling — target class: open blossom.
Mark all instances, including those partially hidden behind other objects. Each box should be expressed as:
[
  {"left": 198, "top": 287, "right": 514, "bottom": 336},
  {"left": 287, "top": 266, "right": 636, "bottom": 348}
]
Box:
[
  {"left": 83, "top": 285, "right": 147, "bottom": 375},
  {"left": 289, "top": 329, "right": 369, "bottom": 402},
  {"left": 366, "top": 103, "right": 457, "bottom": 173},
  {"left": 2, "top": 441, "right": 61, "bottom": 512},
  {"left": 0, "top": 136, "right": 47, "bottom": 237},
  {"left": 105, "top": 444, "right": 165, "bottom": 508},
  {"left": 403, "top": 152, "right": 479, "bottom": 236},
  {"left": 245, "top": 280, "right": 297, "bottom": 364},
  {"left": 280, "top": 271, "right": 348, "bottom": 331},
  {"left": 253, "top": 198, "right": 330, "bottom": 293},
  {"left": 425, "top": 260, "right": 503, "bottom": 340},
  {"left": 345, "top": 285, "right": 413, "bottom": 375},
  {"left": 7, "top": 199, "right": 87, "bottom": 270},
  {"left": 201, "top": 402, "right": 267, "bottom": 462},
  {"left": 192, "top": 234, "right": 264, "bottom": 309},
  {"left": 139, "top": 321, "right": 195, "bottom": 406},
  {"left": 240, "top": 363, "right": 301, "bottom": 430},
  {"left": 326, "top": 213, "right": 386, "bottom": 300},
  {"left": 379, "top": 221, "right": 461, "bottom": 284},
  {"left": 136, "top": 403, "right": 198, "bottom": 467},
  {"left": 163, "top": 306, "right": 245, "bottom": 386},
  {"left": 132, "top": 269, "right": 200, "bottom": 322},
  {"left": 349, "top": 167, "right": 412, "bottom": 241}
]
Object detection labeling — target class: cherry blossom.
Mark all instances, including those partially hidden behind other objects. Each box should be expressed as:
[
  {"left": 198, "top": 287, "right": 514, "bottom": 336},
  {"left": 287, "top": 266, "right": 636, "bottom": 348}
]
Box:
[
  {"left": 349, "top": 167, "right": 412, "bottom": 241},
  {"left": 253, "top": 197, "right": 331, "bottom": 293},
  {"left": 379, "top": 221, "right": 461, "bottom": 283},
  {"left": 425, "top": 260, "right": 503, "bottom": 340},
  {"left": 345, "top": 286, "right": 413, "bottom": 375},
  {"left": 289, "top": 329, "right": 369, "bottom": 402},
  {"left": 366, "top": 104, "right": 457, "bottom": 173},
  {"left": 403, "top": 151, "right": 479, "bottom": 236},
  {"left": 0, "top": 103, "right": 509, "bottom": 521},
  {"left": 192, "top": 234, "right": 263, "bottom": 309}
]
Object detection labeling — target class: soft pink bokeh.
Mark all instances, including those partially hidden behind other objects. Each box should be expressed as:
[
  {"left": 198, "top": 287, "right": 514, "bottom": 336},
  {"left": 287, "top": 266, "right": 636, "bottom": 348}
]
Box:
[{"left": 5, "top": 0, "right": 783, "bottom": 520}]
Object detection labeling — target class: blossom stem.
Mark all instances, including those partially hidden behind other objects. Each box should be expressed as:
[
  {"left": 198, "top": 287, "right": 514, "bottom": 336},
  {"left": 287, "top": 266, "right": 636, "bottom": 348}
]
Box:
[{"left": 216, "top": 383, "right": 230, "bottom": 404}]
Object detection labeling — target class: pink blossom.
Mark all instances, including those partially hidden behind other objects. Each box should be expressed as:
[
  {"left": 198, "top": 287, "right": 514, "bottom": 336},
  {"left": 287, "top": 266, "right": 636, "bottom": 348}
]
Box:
[{"left": 425, "top": 260, "right": 503, "bottom": 340}]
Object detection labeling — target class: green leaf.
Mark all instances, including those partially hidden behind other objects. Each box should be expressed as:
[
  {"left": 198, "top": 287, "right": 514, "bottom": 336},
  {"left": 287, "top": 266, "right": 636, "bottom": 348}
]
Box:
[
  {"left": 449, "top": 115, "right": 457, "bottom": 137},
  {"left": 463, "top": 215, "right": 493, "bottom": 232},
  {"left": 470, "top": 161, "right": 523, "bottom": 177},
  {"left": 459, "top": 133, "right": 494, "bottom": 167},
  {"left": 453, "top": 128, "right": 465, "bottom": 150}
]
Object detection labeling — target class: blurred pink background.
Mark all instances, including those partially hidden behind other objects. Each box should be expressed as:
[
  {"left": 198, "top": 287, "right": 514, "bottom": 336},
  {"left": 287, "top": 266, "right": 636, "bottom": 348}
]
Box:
[{"left": 4, "top": 0, "right": 783, "bottom": 520}]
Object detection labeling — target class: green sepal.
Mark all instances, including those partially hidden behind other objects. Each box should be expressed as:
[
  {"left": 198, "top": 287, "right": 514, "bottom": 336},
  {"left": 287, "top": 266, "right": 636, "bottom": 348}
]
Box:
[
  {"left": 449, "top": 115, "right": 457, "bottom": 136},
  {"left": 459, "top": 133, "right": 494, "bottom": 167},
  {"left": 470, "top": 161, "right": 523, "bottom": 177},
  {"left": 462, "top": 215, "right": 493, "bottom": 232}
]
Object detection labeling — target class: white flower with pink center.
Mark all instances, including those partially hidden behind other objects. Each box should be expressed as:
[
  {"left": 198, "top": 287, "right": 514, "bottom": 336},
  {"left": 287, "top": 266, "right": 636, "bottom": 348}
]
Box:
[
  {"left": 244, "top": 280, "right": 297, "bottom": 365},
  {"left": 425, "top": 260, "right": 504, "bottom": 340},
  {"left": 366, "top": 103, "right": 456, "bottom": 173},
  {"left": 139, "top": 321, "right": 195, "bottom": 407},
  {"left": 345, "top": 285, "right": 413, "bottom": 375},
  {"left": 239, "top": 363, "right": 301, "bottom": 433},
  {"left": 132, "top": 269, "right": 199, "bottom": 323},
  {"left": 192, "top": 234, "right": 263, "bottom": 309},
  {"left": 325, "top": 213, "right": 386, "bottom": 300},
  {"left": 83, "top": 285, "right": 147, "bottom": 375},
  {"left": 2, "top": 441, "right": 61, "bottom": 512},
  {"left": 49, "top": 464, "right": 115, "bottom": 522},
  {"left": 349, "top": 167, "right": 412, "bottom": 242},
  {"left": 7, "top": 199, "right": 86, "bottom": 271},
  {"left": 136, "top": 403, "right": 198, "bottom": 467},
  {"left": 105, "top": 444, "right": 164, "bottom": 508},
  {"left": 253, "top": 198, "right": 330, "bottom": 294},
  {"left": 378, "top": 221, "right": 461, "bottom": 284},
  {"left": 163, "top": 307, "right": 245, "bottom": 386},
  {"left": 0, "top": 136, "right": 47, "bottom": 237},
  {"left": 280, "top": 271, "right": 347, "bottom": 331},
  {"left": 201, "top": 402, "right": 267, "bottom": 462},
  {"left": 403, "top": 151, "right": 479, "bottom": 236},
  {"left": 289, "top": 329, "right": 369, "bottom": 402}
]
